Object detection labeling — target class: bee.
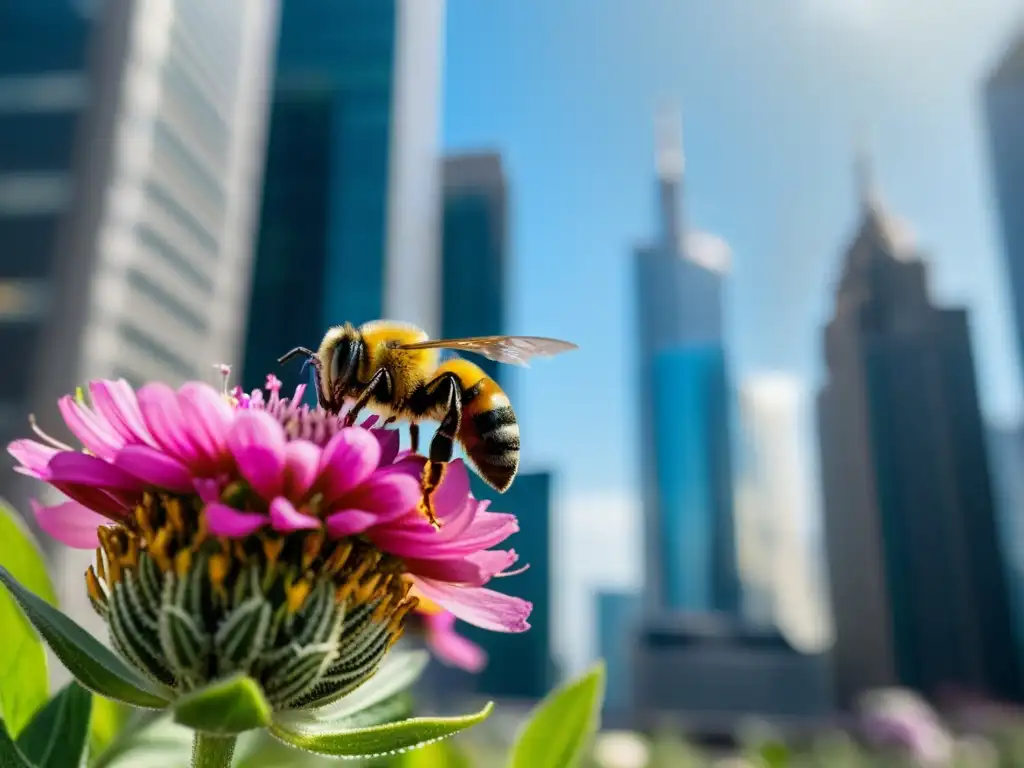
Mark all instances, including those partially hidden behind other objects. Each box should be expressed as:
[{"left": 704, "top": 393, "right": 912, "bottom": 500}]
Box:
[{"left": 277, "top": 320, "right": 577, "bottom": 528}]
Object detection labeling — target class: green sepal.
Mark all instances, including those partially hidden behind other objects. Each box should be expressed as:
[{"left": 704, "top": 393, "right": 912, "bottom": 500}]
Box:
[
  {"left": 269, "top": 701, "right": 494, "bottom": 759},
  {"left": 507, "top": 661, "right": 606, "bottom": 768},
  {"left": 171, "top": 675, "right": 272, "bottom": 736},
  {"left": 0, "top": 565, "right": 172, "bottom": 710},
  {"left": 16, "top": 682, "right": 92, "bottom": 768},
  {"left": 0, "top": 502, "right": 57, "bottom": 738},
  {"left": 279, "top": 650, "right": 428, "bottom": 729}
]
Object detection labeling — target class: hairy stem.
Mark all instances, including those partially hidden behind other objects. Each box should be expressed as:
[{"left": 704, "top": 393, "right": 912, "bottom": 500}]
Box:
[{"left": 191, "top": 732, "right": 237, "bottom": 768}]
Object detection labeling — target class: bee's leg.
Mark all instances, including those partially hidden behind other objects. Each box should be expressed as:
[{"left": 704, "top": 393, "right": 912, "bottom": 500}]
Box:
[
  {"left": 409, "top": 422, "right": 419, "bottom": 453},
  {"left": 342, "top": 367, "right": 392, "bottom": 427},
  {"left": 420, "top": 373, "right": 462, "bottom": 530},
  {"left": 382, "top": 416, "right": 397, "bottom": 426}
]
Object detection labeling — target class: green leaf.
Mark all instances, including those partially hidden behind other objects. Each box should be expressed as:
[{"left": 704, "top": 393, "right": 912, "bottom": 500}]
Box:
[
  {"left": 269, "top": 701, "right": 494, "bottom": 759},
  {"left": 0, "top": 717, "right": 33, "bottom": 768},
  {"left": 0, "top": 502, "right": 57, "bottom": 738},
  {"left": 399, "top": 737, "right": 473, "bottom": 768},
  {"left": 507, "top": 661, "right": 606, "bottom": 768},
  {"left": 88, "top": 695, "right": 130, "bottom": 763},
  {"left": 16, "top": 681, "right": 93, "bottom": 768},
  {"left": 0, "top": 565, "right": 172, "bottom": 710},
  {"left": 90, "top": 714, "right": 193, "bottom": 768},
  {"left": 171, "top": 675, "right": 272, "bottom": 735}
]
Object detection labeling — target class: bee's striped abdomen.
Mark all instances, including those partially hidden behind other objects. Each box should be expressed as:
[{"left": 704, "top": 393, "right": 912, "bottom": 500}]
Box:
[{"left": 433, "top": 358, "right": 521, "bottom": 493}]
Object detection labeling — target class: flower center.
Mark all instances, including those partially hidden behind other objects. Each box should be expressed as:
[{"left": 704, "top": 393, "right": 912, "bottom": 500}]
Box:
[{"left": 85, "top": 492, "right": 419, "bottom": 710}]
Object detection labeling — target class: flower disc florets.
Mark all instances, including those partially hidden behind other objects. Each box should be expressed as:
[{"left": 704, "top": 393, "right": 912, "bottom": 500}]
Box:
[{"left": 9, "top": 373, "right": 532, "bottom": 710}]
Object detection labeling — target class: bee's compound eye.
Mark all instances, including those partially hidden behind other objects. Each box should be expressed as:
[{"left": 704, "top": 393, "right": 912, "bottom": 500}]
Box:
[{"left": 329, "top": 339, "right": 348, "bottom": 382}]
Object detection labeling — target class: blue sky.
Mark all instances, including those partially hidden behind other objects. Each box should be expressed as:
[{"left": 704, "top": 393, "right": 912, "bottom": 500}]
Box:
[{"left": 441, "top": 0, "right": 1024, "bottom": 501}]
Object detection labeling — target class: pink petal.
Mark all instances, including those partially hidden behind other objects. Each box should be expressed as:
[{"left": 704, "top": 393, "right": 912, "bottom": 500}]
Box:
[
  {"left": 8, "top": 440, "right": 60, "bottom": 478},
  {"left": 324, "top": 509, "right": 379, "bottom": 538},
  {"left": 373, "top": 428, "right": 400, "bottom": 466},
  {"left": 137, "top": 383, "right": 198, "bottom": 464},
  {"left": 57, "top": 398, "right": 122, "bottom": 460},
  {"left": 226, "top": 410, "right": 286, "bottom": 499},
  {"left": 359, "top": 415, "right": 380, "bottom": 429},
  {"left": 89, "top": 380, "right": 157, "bottom": 447},
  {"left": 431, "top": 460, "right": 471, "bottom": 521},
  {"left": 424, "top": 614, "right": 488, "bottom": 673},
  {"left": 403, "top": 557, "right": 486, "bottom": 586},
  {"left": 404, "top": 550, "right": 518, "bottom": 587},
  {"left": 283, "top": 440, "right": 320, "bottom": 499},
  {"left": 177, "top": 383, "right": 233, "bottom": 465},
  {"left": 372, "top": 509, "right": 518, "bottom": 558},
  {"left": 194, "top": 478, "right": 222, "bottom": 504},
  {"left": 411, "top": 577, "right": 532, "bottom": 633},
  {"left": 114, "top": 445, "right": 193, "bottom": 493},
  {"left": 269, "top": 497, "right": 320, "bottom": 532},
  {"left": 30, "top": 499, "right": 107, "bottom": 549},
  {"left": 51, "top": 483, "right": 131, "bottom": 519},
  {"left": 47, "top": 452, "right": 145, "bottom": 491},
  {"left": 318, "top": 428, "right": 381, "bottom": 502},
  {"left": 204, "top": 503, "right": 269, "bottom": 538},
  {"left": 344, "top": 472, "right": 421, "bottom": 520}
]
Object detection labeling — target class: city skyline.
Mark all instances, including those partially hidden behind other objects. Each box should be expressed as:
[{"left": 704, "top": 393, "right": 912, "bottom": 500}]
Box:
[{"left": 443, "top": 0, "right": 1024, "bottom": 506}]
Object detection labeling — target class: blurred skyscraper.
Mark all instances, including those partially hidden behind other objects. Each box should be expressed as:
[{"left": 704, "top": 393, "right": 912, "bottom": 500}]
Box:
[
  {"left": 241, "top": 0, "right": 445, "bottom": 390},
  {"left": 634, "top": 107, "right": 738, "bottom": 613},
  {"left": 595, "top": 589, "right": 642, "bottom": 716},
  {"left": 736, "top": 374, "right": 832, "bottom": 653},
  {"left": 986, "top": 425, "right": 1024, "bottom": 667},
  {"left": 441, "top": 152, "right": 508, "bottom": 390},
  {"left": 431, "top": 147, "right": 554, "bottom": 699},
  {"left": 817, "top": 157, "right": 1022, "bottom": 707},
  {"left": 465, "top": 471, "right": 554, "bottom": 700},
  {"left": 983, "top": 30, "right": 1024, "bottom": 384},
  {"left": 0, "top": 0, "right": 277, "bottom": 639}
]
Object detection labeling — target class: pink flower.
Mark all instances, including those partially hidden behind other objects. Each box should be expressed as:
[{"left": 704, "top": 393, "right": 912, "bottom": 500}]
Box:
[
  {"left": 411, "top": 599, "right": 487, "bottom": 673},
  {"left": 8, "top": 374, "right": 532, "bottom": 634}
]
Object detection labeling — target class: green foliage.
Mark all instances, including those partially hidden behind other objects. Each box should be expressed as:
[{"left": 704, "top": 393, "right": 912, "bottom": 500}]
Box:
[
  {"left": 15, "top": 682, "right": 93, "bottom": 768},
  {"left": 0, "top": 565, "right": 172, "bottom": 709},
  {"left": 88, "top": 696, "right": 131, "bottom": 764},
  {"left": 268, "top": 702, "right": 494, "bottom": 759},
  {"left": 172, "top": 675, "right": 272, "bottom": 736},
  {"left": 507, "top": 661, "right": 606, "bottom": 768},
  {"left": 0, "top": 503, "right": 57, "bottom": 739}
]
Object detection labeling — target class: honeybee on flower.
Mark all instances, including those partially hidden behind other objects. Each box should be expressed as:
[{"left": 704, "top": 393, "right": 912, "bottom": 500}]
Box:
[{"left": 8, "top": 369, "right": 530, "bottom": 713}]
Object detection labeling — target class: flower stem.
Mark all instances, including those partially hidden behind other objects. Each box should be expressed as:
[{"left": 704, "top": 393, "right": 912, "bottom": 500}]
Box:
[{"left": 191, "top": 732, "right": 237, "bottom": 768}]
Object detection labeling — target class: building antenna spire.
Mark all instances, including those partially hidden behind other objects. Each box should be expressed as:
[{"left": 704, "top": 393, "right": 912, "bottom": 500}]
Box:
[
  {"left": 854, "top": 124, "right": 880, "bottom": 210},
  {"left": 655, "top": 103, "right": 684, "bottom": 181}
]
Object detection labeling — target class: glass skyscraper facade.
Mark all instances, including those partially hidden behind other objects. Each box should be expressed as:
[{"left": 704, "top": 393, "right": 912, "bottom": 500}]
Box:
[
  {"left": 651, "top": 344, "right": 737, "bottom": 611},
  {"left": 596, "top": 590, "right": 642, "bottom": 714},
  {"left": 243, "top": 0, "right": 444, "bottom": 391},
  {"left": 984, "top": 33, "right": 1024, "bottom": 389},
  {"left": 634, "top": 110, "right": 739, "bottom": 614}
]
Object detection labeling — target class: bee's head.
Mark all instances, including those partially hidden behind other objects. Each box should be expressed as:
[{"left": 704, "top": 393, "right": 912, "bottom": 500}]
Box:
[{"left": 327, "top": 329, "right": 363, "bottom": 395}]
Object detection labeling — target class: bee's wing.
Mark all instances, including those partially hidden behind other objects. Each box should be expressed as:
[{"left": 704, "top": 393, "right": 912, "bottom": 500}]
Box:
[{"left": 397, "top": 335, "right": 578, "bottom": 367}]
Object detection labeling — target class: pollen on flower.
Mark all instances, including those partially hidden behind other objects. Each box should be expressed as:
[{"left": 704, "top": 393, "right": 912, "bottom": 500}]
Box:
[{"left": 85, "top": 492, "right": 418, "bottom": 710}]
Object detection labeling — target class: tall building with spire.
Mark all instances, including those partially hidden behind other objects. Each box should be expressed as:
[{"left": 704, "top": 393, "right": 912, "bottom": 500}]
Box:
[
  {"left": 817, "top": 153, "right": 1022, "bottom": 706},
  {"left": 634, "top": 106, "right": 738, "bottom": 614}
]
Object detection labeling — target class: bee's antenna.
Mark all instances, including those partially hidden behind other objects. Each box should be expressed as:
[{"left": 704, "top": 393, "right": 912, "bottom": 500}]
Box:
[{"left": 277, "top": 346, "right": 316, "bottom": 366}]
